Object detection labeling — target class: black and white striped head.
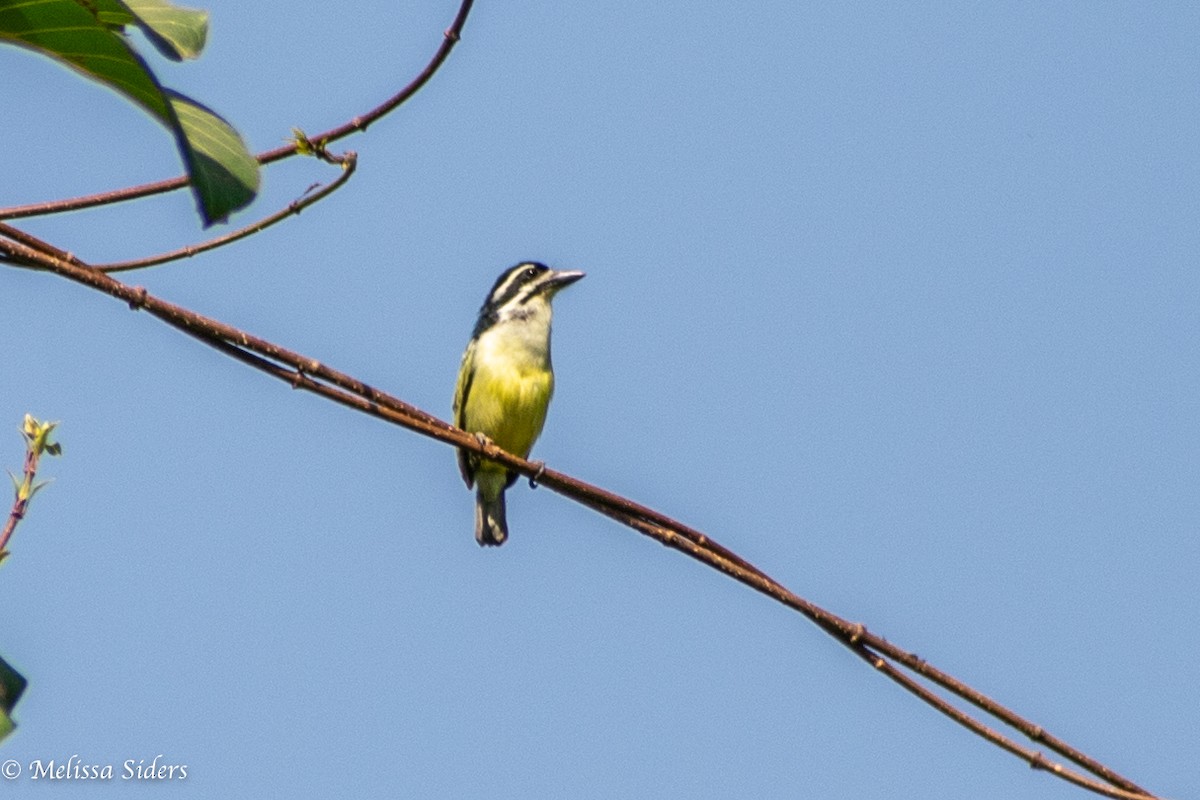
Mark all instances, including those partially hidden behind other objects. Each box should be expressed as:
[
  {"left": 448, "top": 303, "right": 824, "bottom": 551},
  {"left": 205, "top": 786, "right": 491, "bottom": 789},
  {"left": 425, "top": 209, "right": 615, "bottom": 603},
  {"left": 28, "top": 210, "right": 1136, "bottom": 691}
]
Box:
[{"left": 473, "top": 262, "right": 585, "bottom": 336}]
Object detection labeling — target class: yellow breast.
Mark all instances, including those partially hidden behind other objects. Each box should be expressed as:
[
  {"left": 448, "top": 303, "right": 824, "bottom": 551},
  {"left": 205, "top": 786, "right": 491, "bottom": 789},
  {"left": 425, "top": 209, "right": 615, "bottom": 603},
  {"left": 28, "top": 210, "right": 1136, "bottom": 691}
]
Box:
[{"left": 462, "top": 357, "right": 554, "bottom": 461}]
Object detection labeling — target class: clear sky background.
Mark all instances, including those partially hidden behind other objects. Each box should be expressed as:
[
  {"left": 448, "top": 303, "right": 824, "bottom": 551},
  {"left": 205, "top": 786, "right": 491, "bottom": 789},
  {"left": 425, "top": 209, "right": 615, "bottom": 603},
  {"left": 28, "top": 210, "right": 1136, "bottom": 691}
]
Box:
[{"left": 1, "top": 2, "right": 1197, "bottom": 798}]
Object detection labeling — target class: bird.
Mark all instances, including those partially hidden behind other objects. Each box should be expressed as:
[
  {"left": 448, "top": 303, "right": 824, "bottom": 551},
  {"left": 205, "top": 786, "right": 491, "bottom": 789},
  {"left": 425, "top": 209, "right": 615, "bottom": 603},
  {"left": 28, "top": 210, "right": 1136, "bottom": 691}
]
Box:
[{"left": 452, "top": 262, "right": 585, "bottom": 546}]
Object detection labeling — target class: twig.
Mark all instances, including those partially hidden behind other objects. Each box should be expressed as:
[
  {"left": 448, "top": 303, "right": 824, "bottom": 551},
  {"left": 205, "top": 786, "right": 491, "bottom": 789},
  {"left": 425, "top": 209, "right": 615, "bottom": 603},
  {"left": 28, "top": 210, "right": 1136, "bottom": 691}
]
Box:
[
  {"left": 0, "top": 229, "right": 1159, "bottom": 800},
  {"left": 1, "top": 416, "right": 61, "bottom": 564},
  {"left": 0, "top": 453, "right": 34, "bottom": 562},
  {"left": 0, "top": 0, "right": 475, "bottom": 221},
  {"left": 95, "top": 147, "right": 357, "bottom": 273}
]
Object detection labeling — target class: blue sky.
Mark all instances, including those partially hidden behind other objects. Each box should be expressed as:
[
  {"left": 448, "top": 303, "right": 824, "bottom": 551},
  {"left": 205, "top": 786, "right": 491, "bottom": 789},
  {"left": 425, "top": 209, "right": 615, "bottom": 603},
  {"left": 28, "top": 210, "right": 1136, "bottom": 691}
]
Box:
[{"left": 1, "top": 2, "right": 1197, "bottom": 797}]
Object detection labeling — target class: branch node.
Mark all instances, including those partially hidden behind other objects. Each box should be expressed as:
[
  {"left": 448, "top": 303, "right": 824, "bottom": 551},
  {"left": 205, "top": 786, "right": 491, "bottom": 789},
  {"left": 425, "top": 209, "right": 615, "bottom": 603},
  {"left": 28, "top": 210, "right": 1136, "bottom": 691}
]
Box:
[
  {"left": 1028, "top": 751, "right": 1057, "bottom": 773},
  {"left": 444, "top": 27, "right": 461, "bottom": 43},
  {"left": 127, "top": 286, "right": 149, "bottom": 311},
  {"left": 848, "top": 622, "right": 867, "bottom": 645}
]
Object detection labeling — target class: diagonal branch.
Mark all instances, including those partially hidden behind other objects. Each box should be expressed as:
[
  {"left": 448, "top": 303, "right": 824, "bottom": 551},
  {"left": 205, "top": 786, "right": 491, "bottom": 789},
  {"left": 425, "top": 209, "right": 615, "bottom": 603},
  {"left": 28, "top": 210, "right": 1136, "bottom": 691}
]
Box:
[
  {"left": 0, "top": 226, "right": 1159, "bottom": 800},
  {"left": 0, "top": 0, "right": 475, "bottom": 222}
]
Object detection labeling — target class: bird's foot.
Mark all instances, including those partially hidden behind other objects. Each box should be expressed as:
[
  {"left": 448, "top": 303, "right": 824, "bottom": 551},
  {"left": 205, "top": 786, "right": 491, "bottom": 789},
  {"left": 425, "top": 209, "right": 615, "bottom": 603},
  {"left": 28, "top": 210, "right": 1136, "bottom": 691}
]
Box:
[{"left": 529, "top": 461, "right": 546, "bottom": 489}]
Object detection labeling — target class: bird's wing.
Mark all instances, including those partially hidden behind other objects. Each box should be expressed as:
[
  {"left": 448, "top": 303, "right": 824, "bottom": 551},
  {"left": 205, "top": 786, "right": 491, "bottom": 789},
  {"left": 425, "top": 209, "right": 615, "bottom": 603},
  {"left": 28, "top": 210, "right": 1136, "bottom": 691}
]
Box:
[{"left": 452, "top": 342, "right": 477, "bottom": 488}]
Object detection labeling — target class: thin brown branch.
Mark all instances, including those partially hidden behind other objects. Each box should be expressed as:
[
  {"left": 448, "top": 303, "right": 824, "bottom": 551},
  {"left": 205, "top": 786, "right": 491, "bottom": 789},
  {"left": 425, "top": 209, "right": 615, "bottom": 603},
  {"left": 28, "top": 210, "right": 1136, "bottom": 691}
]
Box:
[
  {"left": 0, "top": 223, "right": 454, "bottom": 439},
  {"left": 95, "top": 148, "right": 357, "bottom": 273},
  {"left": 0, "top": 0, "right": 474, "bottom": 222},
  {"left": 0, "top": 448, "right": 35, "bottom": 562},
  {"left": 0, "top": 229, "right": 1158, "bottom": 800},
  {"left": 0, "top": 224, "right": 82, "bottom": 267}
]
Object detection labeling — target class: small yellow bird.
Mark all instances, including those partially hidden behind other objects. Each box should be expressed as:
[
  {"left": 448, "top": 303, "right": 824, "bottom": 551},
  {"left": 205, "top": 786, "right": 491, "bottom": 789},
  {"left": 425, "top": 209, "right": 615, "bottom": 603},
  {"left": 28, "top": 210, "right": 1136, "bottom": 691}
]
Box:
[{"left": 453, "top": 262, "right": 584, "bottom": 546}]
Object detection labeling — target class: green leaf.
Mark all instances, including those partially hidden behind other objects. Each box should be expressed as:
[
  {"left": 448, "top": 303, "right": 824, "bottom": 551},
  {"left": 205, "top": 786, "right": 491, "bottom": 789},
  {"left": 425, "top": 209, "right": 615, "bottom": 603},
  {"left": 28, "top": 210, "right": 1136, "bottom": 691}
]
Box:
[
  {"left": 123, "top": 0, "right": 209, "bottom": 61},
  {"left": 87, "top": 0, "right": 137, "bottom": 28},
  {"left": 0, "top": 655, "right": 24, "bottom": 743},
  {"left": 169, "top": 92, "right": 260, "bottom": 223},
  {"left": 0, "top": 0, "right": 258, "bottom": 224},
  {"left": 0, "top": 655, "right": 26, "bottom": 716},
  {"left": 78, "top": 0, "right": 208, "bottom": 61},
  {"left": 1, "top": 2, "right": 172, "bottom": 118}
]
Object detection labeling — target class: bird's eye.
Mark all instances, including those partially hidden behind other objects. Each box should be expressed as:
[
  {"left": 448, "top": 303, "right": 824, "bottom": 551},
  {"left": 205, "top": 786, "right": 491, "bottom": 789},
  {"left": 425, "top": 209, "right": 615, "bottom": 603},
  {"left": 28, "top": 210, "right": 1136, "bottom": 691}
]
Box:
[{"left": 525, "top": 267, "right": 538, "bottom": 278}]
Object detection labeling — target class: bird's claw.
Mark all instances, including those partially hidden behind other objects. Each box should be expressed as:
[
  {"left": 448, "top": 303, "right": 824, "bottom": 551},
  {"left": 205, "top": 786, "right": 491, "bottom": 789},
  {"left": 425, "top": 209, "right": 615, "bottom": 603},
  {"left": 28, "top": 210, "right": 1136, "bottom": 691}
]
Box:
[{"left": 529, "top": 461, "right": 546, "bottom": 489}]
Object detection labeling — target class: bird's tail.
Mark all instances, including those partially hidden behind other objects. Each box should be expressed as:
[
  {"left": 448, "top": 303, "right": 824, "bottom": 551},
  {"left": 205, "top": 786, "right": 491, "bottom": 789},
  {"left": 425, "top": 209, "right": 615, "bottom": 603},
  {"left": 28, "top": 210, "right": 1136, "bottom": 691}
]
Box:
[{"left": 475, "top": 488, "right": 508, "bottom": 546}]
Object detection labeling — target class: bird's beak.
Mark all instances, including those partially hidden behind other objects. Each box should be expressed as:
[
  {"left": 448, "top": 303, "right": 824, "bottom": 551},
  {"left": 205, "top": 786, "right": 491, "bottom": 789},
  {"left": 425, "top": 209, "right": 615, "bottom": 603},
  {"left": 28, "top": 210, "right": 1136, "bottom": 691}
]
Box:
[{"left": 546, "top": 269, "right": 586, "bottom": 291}]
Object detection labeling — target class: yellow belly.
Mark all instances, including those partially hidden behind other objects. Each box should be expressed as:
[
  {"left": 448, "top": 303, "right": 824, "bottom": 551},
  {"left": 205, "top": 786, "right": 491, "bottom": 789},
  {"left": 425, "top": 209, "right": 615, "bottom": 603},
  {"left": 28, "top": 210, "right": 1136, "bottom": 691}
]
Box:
[{"left": 462, "top": 361, "right": 554, "bottom": 462}]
